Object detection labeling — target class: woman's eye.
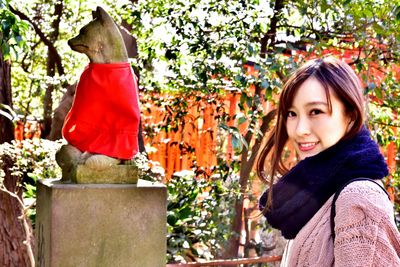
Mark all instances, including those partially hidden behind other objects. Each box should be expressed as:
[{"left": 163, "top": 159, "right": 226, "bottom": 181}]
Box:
[
  {"left": 310, "top": 109, "right": 323, "bottom": 115},
  {"left": 287, "top": 111, "right": 296, "bottom": 117}
]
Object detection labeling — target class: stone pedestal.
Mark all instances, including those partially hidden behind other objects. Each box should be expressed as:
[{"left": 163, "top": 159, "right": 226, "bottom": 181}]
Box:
[{"left": 36, "top": 179, "right": 167, "bottom": 267}]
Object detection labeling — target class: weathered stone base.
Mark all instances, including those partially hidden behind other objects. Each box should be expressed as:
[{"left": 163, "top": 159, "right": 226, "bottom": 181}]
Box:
[
  {"left": 76, "top": 164, "right": 139, "bottom": 184},
  {"left": 36, "top": 179, "right": 167, "bottom": 267}
]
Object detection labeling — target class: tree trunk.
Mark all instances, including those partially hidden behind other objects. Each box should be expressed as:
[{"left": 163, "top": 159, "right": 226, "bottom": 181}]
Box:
[
  {"left": 42, "top": 50, "right": 56, "bottom": 138},
  {"left": 40, "top": 0, "right": 64, "bottom": 138},
  {"left": 225, "top": 195, "right": 245, "bottom": 259},
  {"left": 0, "top": 51, "right": 14, "bottom": 144},
  {"left": 0, "top": 155, "right": 33, "bottom": 266},
  {"left": 224, "top": 108, "right": 277, "bottom": 260},
  {"left": 224, "top": 147, "right": 252, "bottom": 260}
]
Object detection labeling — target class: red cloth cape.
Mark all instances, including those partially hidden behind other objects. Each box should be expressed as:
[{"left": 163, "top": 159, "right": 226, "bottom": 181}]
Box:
[{"left": 62, "top": 63, "right": 140, "bottom": 159}]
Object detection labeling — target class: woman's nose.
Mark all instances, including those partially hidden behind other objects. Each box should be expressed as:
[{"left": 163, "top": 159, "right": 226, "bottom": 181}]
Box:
[{"left": 295, "top": 117, "right": 311, "bottom": 136}]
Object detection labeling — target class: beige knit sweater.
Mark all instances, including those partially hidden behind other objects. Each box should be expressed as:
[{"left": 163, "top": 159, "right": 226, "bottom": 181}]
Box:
[{"left": 280, "top": 180, "right": 400, "bottom": 267}]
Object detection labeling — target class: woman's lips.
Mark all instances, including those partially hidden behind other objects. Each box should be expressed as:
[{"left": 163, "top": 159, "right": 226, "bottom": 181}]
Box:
[{"left": 297, "top": 142, "right": 319, "bottom": 152}]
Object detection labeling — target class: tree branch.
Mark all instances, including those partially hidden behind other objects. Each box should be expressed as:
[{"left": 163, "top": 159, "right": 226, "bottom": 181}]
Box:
[
  {"left": 21, "top": 42, "right": 40, "bottom": 73},
  {"left": 50, "top": 1, "right": 63, "bottom": 41},
  {"left": 9, "top": 5, "right": 65, "bottom": 75},
  {"left": 248, "top": 108, "right": 277, "bottom": 166},
  {"left": 260, "top": 0, "right": 286, "bottom": 56}
]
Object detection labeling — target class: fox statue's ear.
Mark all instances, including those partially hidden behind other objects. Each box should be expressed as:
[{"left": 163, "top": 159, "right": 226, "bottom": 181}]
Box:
[
  {"left": 95, "top": 6, "right": 112, "bottom": 25},
  {"left": 92, "top": 10, "right": 97, "bottom": 19}
]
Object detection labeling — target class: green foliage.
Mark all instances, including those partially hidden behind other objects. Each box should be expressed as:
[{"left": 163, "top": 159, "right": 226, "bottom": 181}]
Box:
[
  {"left": 129, "top": 0, "right": 280, "bottom": 94},
  {"left": 0, "top": 139, "right": 62, "bottom": 182},
  {"left": 0, "top": 1, "right": 28, "bottom": 60},
  {"left": 368, "top": 71, "right": 400, "bottom": 148},
  {"left": 8, "top": 0, "right": 88, "bottom": 119},
  {"left": 0, "top": 139, "right": 63, "bottom": 224},
  {"left": 128, "top": 0, "right": 290, "bottom": 181},
  {"left": 369, "top": 102, "right": 399, "bottom": 147},
  {"left": 166, "top": 170, "right": 239, "bottom": 262}
]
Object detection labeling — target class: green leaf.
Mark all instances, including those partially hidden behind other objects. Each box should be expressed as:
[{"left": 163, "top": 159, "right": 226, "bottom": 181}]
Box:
[
  {"left": 178, "top": 206, "right": 192, "bottom": 220},
  {"left": 372, "top": 22, "right": 385, "bottom": 35},
  {"left": 218, "top": 123, "right": 230, "bottom": 131},
  {"left": 247, "top": 44, "right": 254, "bottom": 55},
  {"left": 396, "top": 5, "right": 400, "bottom": 20},
  {"left": 238, "top": 116, "right": 247, "bottom": 125},
  {"left": 260, "top": 22, "right": 268, "bottom": 32},
  {"left": 231, "top": 133, "right": 243, "bottom": 153},
  {"left": 167, "top": 213, "right": 178, "bottom": 226},
  {"left": 216, "top": 48, "right": 222, "bottom": 60},
  {"left": 239, "top": 92, "right": 246, "bottom": 106}
]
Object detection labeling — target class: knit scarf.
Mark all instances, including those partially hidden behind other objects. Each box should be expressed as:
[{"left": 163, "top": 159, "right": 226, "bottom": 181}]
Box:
[{"left": 259, "top": 126, "right": 388, "bottom": 239}]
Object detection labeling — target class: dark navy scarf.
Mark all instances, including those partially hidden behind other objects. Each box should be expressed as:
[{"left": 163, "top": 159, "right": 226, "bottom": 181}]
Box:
[{"left": 259, "top": 126, "right": 388, "bottom": 239}]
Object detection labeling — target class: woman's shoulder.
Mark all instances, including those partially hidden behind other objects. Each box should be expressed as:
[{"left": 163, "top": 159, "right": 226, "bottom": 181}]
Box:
[
  {"left": 333, "top": 180, "right": 400, "bottom": 266},
  {"left": 338, "top": 179, "right": 389, "bottom": 202},
  {"left": 335, "top": 178, "right": 394, "bottom": 225}
]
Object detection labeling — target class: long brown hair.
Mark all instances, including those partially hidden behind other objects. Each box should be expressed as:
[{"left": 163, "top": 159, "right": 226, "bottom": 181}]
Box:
[{"left": 257, "top": 57, "right": 365, "bottom": 209}]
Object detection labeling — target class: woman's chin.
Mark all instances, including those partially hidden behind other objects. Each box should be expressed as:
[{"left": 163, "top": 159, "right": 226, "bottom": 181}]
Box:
[{"left": 297, "top": 150, "right": 321, "bottom": 160}]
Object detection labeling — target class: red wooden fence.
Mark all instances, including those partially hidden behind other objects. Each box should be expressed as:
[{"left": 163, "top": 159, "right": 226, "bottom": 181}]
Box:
[{"left": 166, "top": 255, "right": 282, "bottom": 266}]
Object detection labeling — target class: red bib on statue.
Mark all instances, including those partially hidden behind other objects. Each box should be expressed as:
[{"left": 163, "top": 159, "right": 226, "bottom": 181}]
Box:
[{"left": 62, "top": 63, "right": 140, "bottom": 159}]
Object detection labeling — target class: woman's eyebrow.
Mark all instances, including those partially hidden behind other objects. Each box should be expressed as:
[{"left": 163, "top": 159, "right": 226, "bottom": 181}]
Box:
[{"left": 305, "top": 101, "right": 328, "bottom": 107}]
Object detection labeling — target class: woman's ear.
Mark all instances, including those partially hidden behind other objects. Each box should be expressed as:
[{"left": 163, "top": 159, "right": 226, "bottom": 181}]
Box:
[
  {"left": 345, "top": 110, "right": 356, "bottom": 133},
  {"left": 347, "top": 121, "right": 355, "bottom": 132},
  {"left": 346, "top": 116, "right": 355, "bottom": 133}
]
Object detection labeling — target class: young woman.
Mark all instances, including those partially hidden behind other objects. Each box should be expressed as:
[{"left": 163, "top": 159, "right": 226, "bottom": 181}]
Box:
[{"left": 257, "top": 57, "right": 400, "bottom": 266}]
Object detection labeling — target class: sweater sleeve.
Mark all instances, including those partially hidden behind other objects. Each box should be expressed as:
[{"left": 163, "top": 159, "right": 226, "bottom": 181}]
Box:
[{"left": 333, "top": 181, "right": 400, "bottom": 267}]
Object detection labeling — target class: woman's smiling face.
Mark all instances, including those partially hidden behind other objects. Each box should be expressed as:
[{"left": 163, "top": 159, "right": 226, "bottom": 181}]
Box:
[{"left": 286, "top": 77, "right": 351, "bottom": 160}]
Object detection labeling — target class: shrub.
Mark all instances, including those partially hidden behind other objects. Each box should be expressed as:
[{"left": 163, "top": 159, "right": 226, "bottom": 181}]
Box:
[
  {"left": 166, "top": 170, "right": 240, "bottom": 262},
  {"left": 0, "top": 139, "right": 63, "bottom": 225}
]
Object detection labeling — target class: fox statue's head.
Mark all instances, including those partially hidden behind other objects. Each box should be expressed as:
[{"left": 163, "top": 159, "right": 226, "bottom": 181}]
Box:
[{"left": 68, "top": 6, "right": 128, "bottom": 63}]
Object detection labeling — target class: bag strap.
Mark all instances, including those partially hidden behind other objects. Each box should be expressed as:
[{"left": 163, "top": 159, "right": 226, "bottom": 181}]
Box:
[{"left": 330, "top": 178, "right": 390, "bottom": 241}]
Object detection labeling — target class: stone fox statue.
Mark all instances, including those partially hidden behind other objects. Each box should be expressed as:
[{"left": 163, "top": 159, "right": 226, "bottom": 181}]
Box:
[{"left": 56, "top": 6, "right": 140, "bottom": 182}]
